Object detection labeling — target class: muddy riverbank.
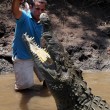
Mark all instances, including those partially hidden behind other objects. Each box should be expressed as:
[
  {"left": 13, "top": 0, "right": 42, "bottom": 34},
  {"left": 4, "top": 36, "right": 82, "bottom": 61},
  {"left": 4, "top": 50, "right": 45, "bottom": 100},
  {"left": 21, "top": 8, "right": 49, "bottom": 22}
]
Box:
[{"left": 0, "top": 1, "right": 110, "bottom": 74}]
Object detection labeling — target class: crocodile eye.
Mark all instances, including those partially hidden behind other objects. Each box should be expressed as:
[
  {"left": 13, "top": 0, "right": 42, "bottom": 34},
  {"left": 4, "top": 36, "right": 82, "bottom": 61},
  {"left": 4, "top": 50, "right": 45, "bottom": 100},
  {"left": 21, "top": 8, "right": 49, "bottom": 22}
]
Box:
[
  {"left": 57, "top": 73, "right": 61, "bottom": 78},
  {"left": 56, "top": 55, "right": 60, "bottom": 61},
  {"left": 62, "top": 66, "right": 67, "bottom": 72}
]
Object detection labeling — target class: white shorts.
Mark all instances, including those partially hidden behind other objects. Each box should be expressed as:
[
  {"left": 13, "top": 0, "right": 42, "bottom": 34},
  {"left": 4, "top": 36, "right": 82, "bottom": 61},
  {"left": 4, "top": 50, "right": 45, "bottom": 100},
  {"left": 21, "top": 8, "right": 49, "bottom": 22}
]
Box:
[{"left": 13, "top": 57, "right": 44, "bottom": 90}]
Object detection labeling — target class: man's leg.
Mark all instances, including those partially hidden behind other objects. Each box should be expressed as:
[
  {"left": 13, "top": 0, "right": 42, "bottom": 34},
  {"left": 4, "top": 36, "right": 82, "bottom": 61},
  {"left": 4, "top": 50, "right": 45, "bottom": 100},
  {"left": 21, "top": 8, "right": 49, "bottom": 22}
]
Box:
[
  {"left": 13, "top": 59, "right": 34, "bottom": 90},
  {"left": 33, "top": 64, "right": 44, "bottom": 82},
  {"left": 34, "top": 64, "right": 47, "bottom": 88}
]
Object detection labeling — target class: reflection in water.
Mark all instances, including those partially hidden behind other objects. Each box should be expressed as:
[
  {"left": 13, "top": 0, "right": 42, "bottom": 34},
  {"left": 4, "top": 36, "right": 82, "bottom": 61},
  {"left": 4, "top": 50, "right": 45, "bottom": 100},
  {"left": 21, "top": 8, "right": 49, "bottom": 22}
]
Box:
[
  {"left": 19, "top": 85, "right": 51, "bottom": 110},
  {"left": 0, "top": 72, "right": 110, "bottom": 110},
  {"left": 0, "top": 74, "right": 56, "bottom": 110}
]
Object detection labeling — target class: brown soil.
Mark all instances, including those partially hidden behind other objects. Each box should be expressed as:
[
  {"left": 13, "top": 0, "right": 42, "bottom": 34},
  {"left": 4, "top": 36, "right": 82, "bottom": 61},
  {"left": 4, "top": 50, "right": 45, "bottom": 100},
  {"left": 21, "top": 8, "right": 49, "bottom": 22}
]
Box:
[{"left": 0, "top": 0, "right": 110, "bottom": 74}]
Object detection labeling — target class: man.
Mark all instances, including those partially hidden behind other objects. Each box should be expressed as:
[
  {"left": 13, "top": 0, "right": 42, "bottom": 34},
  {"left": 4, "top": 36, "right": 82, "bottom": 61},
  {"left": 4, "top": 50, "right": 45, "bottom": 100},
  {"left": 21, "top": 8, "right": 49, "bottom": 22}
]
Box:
[{"left": 12, "top": 0, "right": 47, "bottom": 91}]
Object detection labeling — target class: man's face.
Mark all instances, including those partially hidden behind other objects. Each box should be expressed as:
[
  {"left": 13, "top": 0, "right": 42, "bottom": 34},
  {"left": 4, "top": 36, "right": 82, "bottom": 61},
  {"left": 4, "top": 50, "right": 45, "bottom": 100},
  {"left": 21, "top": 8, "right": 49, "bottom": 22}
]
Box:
[{"left": 30, "top": 2, "right": 46, "bottom": 21}]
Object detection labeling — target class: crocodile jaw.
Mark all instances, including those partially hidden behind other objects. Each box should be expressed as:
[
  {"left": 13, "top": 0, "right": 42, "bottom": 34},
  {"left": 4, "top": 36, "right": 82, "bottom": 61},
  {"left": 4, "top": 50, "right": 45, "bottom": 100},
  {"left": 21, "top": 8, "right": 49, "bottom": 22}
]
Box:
[
  {"left": 22, "top": 33, "right": 53, "bottom": 65},
  {"left": 22, "top": 33, "right": 59, "bottom": 80}
]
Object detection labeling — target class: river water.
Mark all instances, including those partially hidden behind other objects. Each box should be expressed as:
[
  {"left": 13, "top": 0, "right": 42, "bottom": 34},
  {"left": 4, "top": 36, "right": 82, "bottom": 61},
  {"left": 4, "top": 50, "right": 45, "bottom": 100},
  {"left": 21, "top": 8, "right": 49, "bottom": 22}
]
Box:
[{"left": 0, "top": 71, "right": 110, "bottom": 110}]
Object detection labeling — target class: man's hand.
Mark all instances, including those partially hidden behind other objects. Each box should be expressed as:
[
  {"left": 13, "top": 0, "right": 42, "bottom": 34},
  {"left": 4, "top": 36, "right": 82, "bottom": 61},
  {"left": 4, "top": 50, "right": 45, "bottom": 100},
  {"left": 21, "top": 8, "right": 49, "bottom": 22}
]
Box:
[{"left": 12, "top": 0, "right": 23, "bottom": 19}]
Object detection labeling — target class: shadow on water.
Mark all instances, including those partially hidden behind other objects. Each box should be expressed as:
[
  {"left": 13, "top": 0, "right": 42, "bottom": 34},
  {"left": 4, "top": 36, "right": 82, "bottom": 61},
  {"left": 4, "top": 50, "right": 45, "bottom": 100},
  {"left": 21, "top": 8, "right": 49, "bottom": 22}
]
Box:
[{"left": 19, "top": 85, "right": 51, "bottom": 110}]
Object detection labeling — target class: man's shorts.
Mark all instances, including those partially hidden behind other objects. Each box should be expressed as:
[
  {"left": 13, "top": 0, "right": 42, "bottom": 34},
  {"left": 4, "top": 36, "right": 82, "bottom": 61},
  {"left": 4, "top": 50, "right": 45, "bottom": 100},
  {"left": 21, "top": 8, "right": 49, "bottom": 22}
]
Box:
[{"left": 13, "top": 57, "right": 44, "bottom": 90}]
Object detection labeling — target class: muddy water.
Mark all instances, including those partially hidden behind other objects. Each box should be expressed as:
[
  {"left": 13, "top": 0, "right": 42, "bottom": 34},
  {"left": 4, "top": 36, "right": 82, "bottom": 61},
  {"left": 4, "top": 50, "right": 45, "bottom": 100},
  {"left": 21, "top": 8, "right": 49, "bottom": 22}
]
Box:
[
  {"left": 0, "top": 71, "right": 110, "bottom": 110},
  {"left": 83, "top": 71, "right": 110, "bottom": 104},
  {"left": 0, "top": 74, "right": 56, "bottom": 110}
]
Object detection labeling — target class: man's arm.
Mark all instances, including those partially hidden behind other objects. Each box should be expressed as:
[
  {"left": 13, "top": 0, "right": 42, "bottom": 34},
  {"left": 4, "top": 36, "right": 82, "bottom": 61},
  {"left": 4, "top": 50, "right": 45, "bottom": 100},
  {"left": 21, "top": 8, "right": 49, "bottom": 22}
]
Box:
[{"left": 12, "top": 0, "right": 23, "bottom": 19}]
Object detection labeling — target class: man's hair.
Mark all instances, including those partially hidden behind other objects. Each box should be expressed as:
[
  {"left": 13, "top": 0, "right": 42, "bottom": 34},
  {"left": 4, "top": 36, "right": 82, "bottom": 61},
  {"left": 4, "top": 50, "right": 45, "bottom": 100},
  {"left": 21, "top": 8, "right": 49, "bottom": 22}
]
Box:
[{"left": 30, "top": 0, "right": 47, "bottom": 6}]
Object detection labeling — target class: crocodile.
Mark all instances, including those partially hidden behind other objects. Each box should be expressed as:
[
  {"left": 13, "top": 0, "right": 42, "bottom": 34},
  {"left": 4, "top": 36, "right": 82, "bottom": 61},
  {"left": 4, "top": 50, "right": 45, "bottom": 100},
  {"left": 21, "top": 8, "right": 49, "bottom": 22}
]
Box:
[{"left": 22, "top": 13, "right": 110, "bottom": 110}]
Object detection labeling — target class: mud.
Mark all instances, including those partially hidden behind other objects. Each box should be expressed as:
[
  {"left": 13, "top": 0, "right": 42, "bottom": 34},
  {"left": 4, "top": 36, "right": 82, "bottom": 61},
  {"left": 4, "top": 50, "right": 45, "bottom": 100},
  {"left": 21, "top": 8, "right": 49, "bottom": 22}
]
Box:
[{"left": 1, "top": 1, "right": 110, "bottom": 74}]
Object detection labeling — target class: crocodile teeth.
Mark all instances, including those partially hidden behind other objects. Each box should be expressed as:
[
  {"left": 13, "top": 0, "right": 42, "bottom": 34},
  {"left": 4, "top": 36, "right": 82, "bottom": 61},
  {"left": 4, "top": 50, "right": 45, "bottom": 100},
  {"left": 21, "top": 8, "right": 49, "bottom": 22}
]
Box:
[
  {"left": 30, "top": 43, "right": 51, "bottom": 63},
  {"left": 23, "top": 33, "right": 53, "bottom": 65}
]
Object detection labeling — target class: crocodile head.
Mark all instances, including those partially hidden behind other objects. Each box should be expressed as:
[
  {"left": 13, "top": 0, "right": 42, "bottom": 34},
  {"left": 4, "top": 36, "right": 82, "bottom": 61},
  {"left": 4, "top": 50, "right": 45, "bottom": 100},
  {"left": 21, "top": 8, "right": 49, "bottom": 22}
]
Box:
[{"left": 22, "top": 33, "right": 71, "bottom": 82}]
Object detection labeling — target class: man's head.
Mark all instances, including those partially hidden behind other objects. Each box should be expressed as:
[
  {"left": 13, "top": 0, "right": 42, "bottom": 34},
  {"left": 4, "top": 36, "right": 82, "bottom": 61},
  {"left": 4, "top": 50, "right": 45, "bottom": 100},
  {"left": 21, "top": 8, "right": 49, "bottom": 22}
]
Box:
[{"left": 30, "top": 0, "right": 47, "bottom": 21}]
